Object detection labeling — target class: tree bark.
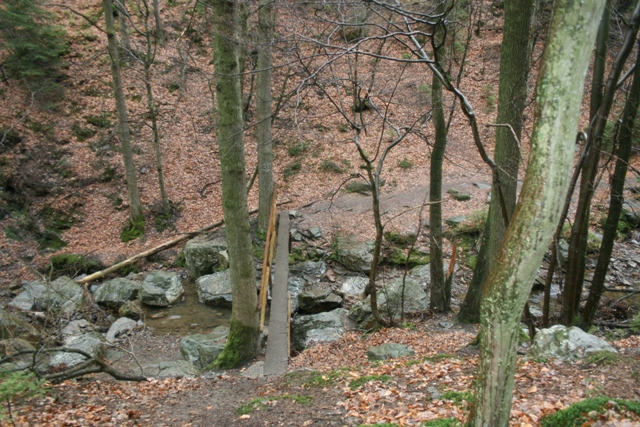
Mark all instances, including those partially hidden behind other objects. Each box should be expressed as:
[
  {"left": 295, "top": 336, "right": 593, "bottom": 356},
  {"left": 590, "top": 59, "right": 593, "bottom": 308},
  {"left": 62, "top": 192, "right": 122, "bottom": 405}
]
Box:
[
  {"left": 466, "top": 0, "right": 604, "bottom": 423},
  {"left": 103, "top": 0, "right": 143, "bottom": 222},
  {"left": 563, "top": 2, "right": 640, "bottom": 325},
  {"left": 210, "top": 0, "right": 260, "bottom": 368},
  {"left": 429, "top": 11, "right": 448, "bottom": 313},
  {"left": 256, "top": 0, "right": 275, "bottom": 232},
  {"left": 458, "top": 0, "right": 534, "bottom": 323},
  {"left": 153, "top": 0, "right": 163, "bottom": 41},
  {"left": 581, "top": 50, "right": 640, "bottom": 330}
]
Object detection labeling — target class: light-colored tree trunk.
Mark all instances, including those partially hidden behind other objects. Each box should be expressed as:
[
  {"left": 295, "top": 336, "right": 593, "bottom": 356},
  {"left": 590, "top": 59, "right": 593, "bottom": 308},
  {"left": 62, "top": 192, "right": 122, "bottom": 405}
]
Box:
[
  {"left": 102, "top": 0, "right": 143, "bottom": 222},
  {"left": 210, "top": 0, "right": 260, "bottom": 369},
  {"left": 118, "top": 1, "right": 132, "bottom": 53},
  {"left": 466, "top": 0, "right": 604, "bottom": 424},
  {"left": 256, "top": 0, "right": 275, "bottom": 232},
  {"left": 458, "top": 0, "right": 534, "bottom": 323}
]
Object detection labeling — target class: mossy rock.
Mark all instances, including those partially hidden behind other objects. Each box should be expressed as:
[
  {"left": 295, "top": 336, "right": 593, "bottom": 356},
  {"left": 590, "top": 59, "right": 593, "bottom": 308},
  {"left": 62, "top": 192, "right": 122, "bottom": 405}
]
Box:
[
  {"left": 383, "top": 231, "right": 416, "bottom": 248},
  {"left": 385, "top": 248, "right": 430, "bottom": 267},
  {"left": 46, "top": 253, "right": 104, "bottom": 279},
  {"left": 541, "top": 397, "right": 640, "bottom": 427}
]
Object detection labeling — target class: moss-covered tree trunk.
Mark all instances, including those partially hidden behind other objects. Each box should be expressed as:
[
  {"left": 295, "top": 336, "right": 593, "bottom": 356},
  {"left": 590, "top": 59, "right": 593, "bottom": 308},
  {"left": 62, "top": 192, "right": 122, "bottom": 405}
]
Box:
[
  {"left": 103, "top": 0, "right": 143, "bottom": 222},
  {"left": 256, "top": 0, "right": 275, "bottom": 232},
  {"left": 458, "top": 0, "right": 534, "bottom": 323},
  {"left": 466, "top": 0, "right": 604, "bottom": 424},
  {"left": 428, "top": 14, "right": 448, "bottom": 313},
  {"left": 210, "top": 0, "right": 260, "bottom": 368},
  {"left": 581, "top": 50, "right": 640, "bottom": 330}
]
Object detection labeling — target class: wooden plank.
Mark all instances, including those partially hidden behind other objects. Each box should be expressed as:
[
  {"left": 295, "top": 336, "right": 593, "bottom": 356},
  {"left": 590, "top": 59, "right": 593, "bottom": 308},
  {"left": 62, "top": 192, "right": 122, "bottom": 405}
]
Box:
[{"left": 263, "top": 211, "right": 291, "bottom": 376}]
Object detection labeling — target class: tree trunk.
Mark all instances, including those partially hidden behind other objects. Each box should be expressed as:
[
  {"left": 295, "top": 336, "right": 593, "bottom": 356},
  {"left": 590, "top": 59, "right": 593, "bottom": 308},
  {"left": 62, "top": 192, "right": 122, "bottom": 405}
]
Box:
[
  {"left": 256, "top": 0, "right": 275, "bottom": 232},
  {"left": 429, "top": 13, "right": 448, "bottom": 313},
  {"left": 153, "top": 0, "right": 163, "bottom": 41},
  {"left": 466, "top": 0, "right": 604, "bottom": 423},
  {"left": 581, "top": 50, "right": 640, "bottom": 330},
  {"left": 103, "top": 0, "right": 143, "bottom": 222},
  {"left": 210, "top": 0, "right": 260, "bottom": 368},
  {"left": 118, "top": 1, "right": 132, "bottom": 54},
  {"left": 563, "top": 2, "right": 640, "bottom": 325},
  {"left": 458, "top": 0, "right": 534, "bottom": 323}
]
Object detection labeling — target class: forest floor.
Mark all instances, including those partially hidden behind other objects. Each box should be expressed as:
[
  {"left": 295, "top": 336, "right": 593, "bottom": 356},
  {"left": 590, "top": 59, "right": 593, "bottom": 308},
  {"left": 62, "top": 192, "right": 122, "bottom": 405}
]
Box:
[{"left": 3, "top": 0, "right": 640, "bottom": 425}]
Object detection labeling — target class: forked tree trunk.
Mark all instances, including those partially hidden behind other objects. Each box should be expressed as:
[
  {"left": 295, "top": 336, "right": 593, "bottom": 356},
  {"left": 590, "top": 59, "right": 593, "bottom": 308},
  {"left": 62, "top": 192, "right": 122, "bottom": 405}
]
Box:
[
  {"left": 466, "top": 0, "right": 604, "bottom": 424},
  {"left": 102, "top": 0, "right": 143, "bottom": 222},
  {"left": 256, "top": 0, "right": 275, "bottom": 232},
  {"left": 458, "top": 0, "right": 534, "bottom": 323},
  {"left": 210, "top": 0, "right": 260, "bottom": 368}
]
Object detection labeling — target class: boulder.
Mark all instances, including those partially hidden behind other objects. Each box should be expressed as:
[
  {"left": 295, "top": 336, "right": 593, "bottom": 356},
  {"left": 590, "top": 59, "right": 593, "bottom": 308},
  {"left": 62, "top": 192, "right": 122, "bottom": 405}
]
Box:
[
  {"left": 106, "top": 317, "right": 139, "bottom": 342},
  {"left": 61, "top": 319, "right": 96, "bottom": 345},
  {"left": 180, "top": 326, "right": 229, "bottom": 369},
  {"left": 292, "top": 308, "right": 348, "bottom": 351},
  {"left": 288, "top": 277, "right": 306, "bottom": 313},
  {"left": 49, "top": 332, "right": 104, "bottom": 368},
  {"left": 94, "top": 278, "right": 141, "bottom": 308},
  {"left": 139, "top": 271, "right": 183, "bottom": 307},
  {"left": 338, "top": 276, "right": 368, "bottom": 302},
  {"left": 40, "top": 276, "right": 85, "bottom": 315},
  {"left": 367, "top": 343, "right": 415, "bottom": 361},
  {"left": 0, "top": 309, "right": 40, "bottom": 342},
  {"left": 622, "top": 200, "right": 640, "bottom": 227},
  {"left": 291, "top": 261, "right": 327, "bottom": 277},
  {"left": 297, "top": 288, "right": 342, "bottom": 314},
  {"left": 157, "top": 360, "right": 199, "bottom": 378},
  {"left": 528, "top": 325, "right": 617, "bottom": 362},
  {"left": 119, "top": 300, "right": 144, "bottom": 320},
  {"left": 9, "top": 281, "right": 47, "bottom": 311},
  {"left": 196, "top": 270, "right": 232, "bottom": 308},
  {"left": 334, "top": 234, "right": 373, "bottom": 273},
  {"left": 349, "top": 277, "right": 427, "bottom": 326},
  {"left": 0, "top": 338, "right": 36, "bottom": 370},
  {"left": 184, "top": 234, "right": 228, "bottom": 278}
]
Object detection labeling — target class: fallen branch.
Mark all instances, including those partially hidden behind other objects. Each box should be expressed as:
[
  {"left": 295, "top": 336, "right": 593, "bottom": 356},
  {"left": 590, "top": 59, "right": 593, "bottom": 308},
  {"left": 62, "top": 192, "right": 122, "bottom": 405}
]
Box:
[{"left": 77, "top": 201, "right": 292, "bottom": 285}]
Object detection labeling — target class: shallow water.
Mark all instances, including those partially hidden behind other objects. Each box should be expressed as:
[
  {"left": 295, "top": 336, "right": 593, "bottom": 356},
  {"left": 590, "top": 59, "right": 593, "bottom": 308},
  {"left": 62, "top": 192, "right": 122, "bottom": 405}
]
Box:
[{"left": 142, "top": 280, "right": 231, "bottom": 336}]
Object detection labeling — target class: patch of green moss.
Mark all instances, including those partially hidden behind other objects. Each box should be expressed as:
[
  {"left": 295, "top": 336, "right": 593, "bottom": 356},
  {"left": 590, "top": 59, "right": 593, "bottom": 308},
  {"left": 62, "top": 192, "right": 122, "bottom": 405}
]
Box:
[
  {"left": 319, "top": 160, "right": 344, "bottom": 174},
  {"left": 386, "top": 248, "right": 430, "bottom": 267},
  {"left": 284, "top": 160, "right": 302, "bottom": 178},
  {"left": 421, "top": 419, "right": 462, "bottom": 427},
  {"left": 583, "top": 350, "right": 620, "bottom": 366},
  {"left": 212, "top": 319, "right": 259, "bottom": 369},
  {"left": 541, "top": 397, "right": 640, "bottom": 427},
  {"left": 46, "top": 253, "right": 104, "bottom": 278},
  {"left": 85, "top": 113, "right": 111, "bottom": 128},
  {"left": 289, "top": 246, "right": 307, "bottom": 264},
  {"left": 120, "top": 215, "right": 145, "bottom": 242},
  {"left": 71, "top": 122, "right": 96, "bottom": 142},
  {"left": 440, "top": 390, "right": 474, "bottom": 406},
  {"left": 349, "top": 374, "right": 392, "bottom": 390},
  {"left": 303, "top": 369, "right": 347, "bottom": 387}
]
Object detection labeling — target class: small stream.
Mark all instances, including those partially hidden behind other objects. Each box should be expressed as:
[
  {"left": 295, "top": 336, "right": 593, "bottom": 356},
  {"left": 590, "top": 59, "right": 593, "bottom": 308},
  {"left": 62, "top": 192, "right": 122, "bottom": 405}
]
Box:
[{"left": 142, "top": 281, "right": 231, "bottom": 336}]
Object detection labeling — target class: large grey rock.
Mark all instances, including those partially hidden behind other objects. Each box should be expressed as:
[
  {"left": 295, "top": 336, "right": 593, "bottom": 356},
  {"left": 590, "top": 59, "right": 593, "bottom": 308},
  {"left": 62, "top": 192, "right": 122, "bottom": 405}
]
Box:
[
  {"left": 61, "top": 319, "right": 95, "bottom": 345},
  {"left": 622, "top": 200, "right": 640, "bottom": 227},
  {"left": 50, "top": 332, "right": 104, "bottom": 368},
  {"left": 139, "top": 271, "right": 183, "bottom": 307},
  {"left": 338, "top": 276, "right": 368, "bottom": 302},
  {"left": 0, "top": 338, "right": 36, "bottom": 370},
  {"left": 156, "top": 360, "right": 199, "bottom": 378},
  {"left": 298, "top": 288, "right": 342, "bottom": 314},
  {"left": 196, "top": 270, "right": 232, "bottom": 308},
  {"left": 184, "top": 234, "right": 228, "bottom": 278},
  {"left": 33, "top": 276, "right": 85, "bottom": 315},
  {"left": 180, "top": 326, "right": 229, "bottom": 369},
  {"left": 119, "top": 300, "right": 144, "bottom": 320},
  {"left": 367, "top": 343, "right": 415, "bottom": 361},
  {"left": 528, "top": 325, "right": 617, "bottom": 362},
  {"left": 291, "top": 261, "right": 327, "bottom": 277},
  {"left": 334, "top": 234, "right": 373, "bottom": 273},
  {"left": 241, "top": 361, "right": 264, "bottom": 379},
  {"left": 106, "top": 317, "right": 139, "bottom": 342},
  {"left": 349, "top": 277, "right": 428, "bottom": 326},
  {"left": 292, "top": 308, "right": 348, "bottom": 351},
  {"left": 0, "top": 309, "right": 40, "bottom": 342},
  {"left": 288, "top": 277, "right": 306, "bottom": 313},
  {"left": 94, "top": 278, "right": 141, "bottom": 308},
  {"left": 9, "top": 281, "right": 47, "bottom": 311}
]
